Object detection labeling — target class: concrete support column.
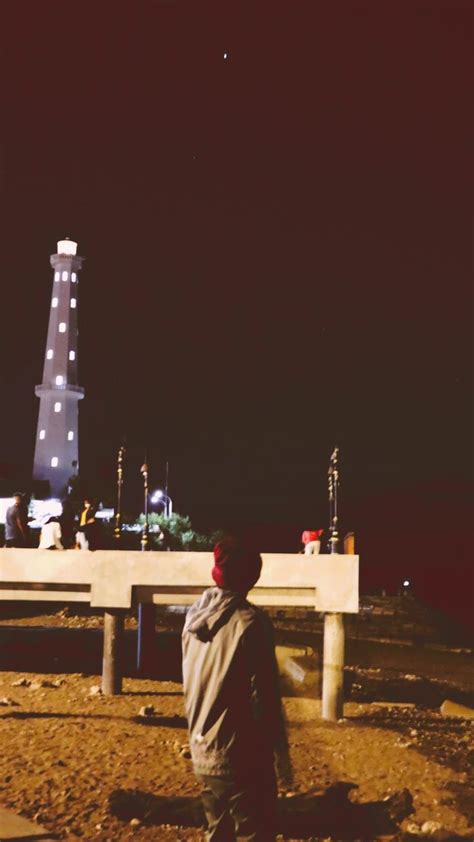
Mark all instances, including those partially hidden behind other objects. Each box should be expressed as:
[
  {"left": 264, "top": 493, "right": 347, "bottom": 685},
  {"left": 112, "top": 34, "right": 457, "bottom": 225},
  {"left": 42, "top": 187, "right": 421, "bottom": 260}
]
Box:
[
  {"left": 322, "top": 612, "right": 345, "bottom": 721},
  {"left": 137, "top": 603, "right": 156, "bottom": 676},
  {"left": 102, "top": 609, "right": 125, "bottom": 695}
]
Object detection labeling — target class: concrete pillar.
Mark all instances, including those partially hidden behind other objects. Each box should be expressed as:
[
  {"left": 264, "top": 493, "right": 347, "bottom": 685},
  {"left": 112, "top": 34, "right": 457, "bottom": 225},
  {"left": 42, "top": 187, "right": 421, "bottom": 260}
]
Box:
[
  {"left": 322, "top": 612, "right": 345, "bottom": 721},
  {"left": 102, "top": 609, "right": 125, "bottom": 695},
  {"left": 137, "top": 603, "right": 156, "bottom": 675}
]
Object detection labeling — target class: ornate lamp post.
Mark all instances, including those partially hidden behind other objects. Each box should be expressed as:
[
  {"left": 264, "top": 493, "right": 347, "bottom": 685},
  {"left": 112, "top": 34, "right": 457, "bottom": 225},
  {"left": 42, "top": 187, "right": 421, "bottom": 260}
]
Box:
[
  {"left": 114, "top": 444, "right": 126, "bottom": 543},
  {"left": 140, "top": 460, "right": 149, "bottom": 551},
  {"left": 328, "top": 447, "right": 340, "bottom": 553},
  {"left": 322, "top": 445, "right": 345, "bottom": 722},
  {"left": 138, "top": 456, "right": 154, "bottom": 674}
]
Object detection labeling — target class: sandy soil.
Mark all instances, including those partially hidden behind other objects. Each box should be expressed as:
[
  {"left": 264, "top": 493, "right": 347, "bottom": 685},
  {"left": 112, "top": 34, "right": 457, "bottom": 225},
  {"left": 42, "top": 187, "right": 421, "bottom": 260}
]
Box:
[{"left": 0, "top": 666, "right": 473, "bottom": 842}]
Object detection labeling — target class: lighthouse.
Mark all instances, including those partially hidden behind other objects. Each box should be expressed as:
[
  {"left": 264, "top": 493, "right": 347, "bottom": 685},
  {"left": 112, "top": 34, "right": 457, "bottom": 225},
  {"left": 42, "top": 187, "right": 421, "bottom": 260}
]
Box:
[{"left": 33, "top": 239, "right": 85, "bottom": 498}]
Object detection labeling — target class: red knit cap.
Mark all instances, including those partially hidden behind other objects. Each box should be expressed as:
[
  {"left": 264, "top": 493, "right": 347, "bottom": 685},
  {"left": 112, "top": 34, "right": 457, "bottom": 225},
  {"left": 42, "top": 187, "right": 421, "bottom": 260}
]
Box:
[{"left": 212, "top": 538, "right": 262, "bottom": 594}]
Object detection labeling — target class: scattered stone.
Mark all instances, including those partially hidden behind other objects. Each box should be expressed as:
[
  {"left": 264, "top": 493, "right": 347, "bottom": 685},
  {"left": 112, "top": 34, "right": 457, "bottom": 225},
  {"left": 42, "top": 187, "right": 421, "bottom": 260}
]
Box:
[
  {"left": 138, "top": 705, "right": 155, "bottom": 717},
  {"left": 421, "top": 820, "right": 442, "bottom": 834},
  {"left": 0, "top": 696, "right": 19, "bottom": 706},
  {"left": 130, "top": 817, "right": 141, "bottom": 827},
  {"left": 406, "top": 822, "right": 422, "bottom": 835},
  {"left": 180, "top": 748, "right": 192, "bottom": 759},
  {"left": 421, "top": 821, "right": 451, "bottom": 842},
  {"left": 11, "top": 677, "right": 31, "bottom": 687},
  {"left": 440, "top": 699, "right": 474, "bottom": 719},
  {"left": 89, "top": 685, "right": 102, "bottom": 696},
  {"left": 284, "top": 791, "right": 297, "bottom": 798},
  {"left": 29, "top": 681, "right": 44, "bottom": 691},
  {"left": 51, "top": 678, "right": 65, "bottom": 687}
]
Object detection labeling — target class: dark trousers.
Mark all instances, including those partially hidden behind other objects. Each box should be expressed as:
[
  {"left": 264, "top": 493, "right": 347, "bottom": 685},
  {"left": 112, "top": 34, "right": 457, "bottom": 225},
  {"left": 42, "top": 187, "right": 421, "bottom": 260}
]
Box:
[{"left": 197, "top": 769, "right": 277, "bottom": 842}]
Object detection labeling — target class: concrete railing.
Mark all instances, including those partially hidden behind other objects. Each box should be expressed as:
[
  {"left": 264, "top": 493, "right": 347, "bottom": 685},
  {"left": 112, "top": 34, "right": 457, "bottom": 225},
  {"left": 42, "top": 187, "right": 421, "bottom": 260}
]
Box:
[{"left": 0, "top": 549, "right": 359, "bottom": 718}]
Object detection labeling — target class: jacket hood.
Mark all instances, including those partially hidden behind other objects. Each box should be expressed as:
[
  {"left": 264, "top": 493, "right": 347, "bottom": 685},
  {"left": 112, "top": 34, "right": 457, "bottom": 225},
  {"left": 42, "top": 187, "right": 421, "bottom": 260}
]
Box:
[{"left": 183, "top": 587, "right": 246, "bottom": 642}]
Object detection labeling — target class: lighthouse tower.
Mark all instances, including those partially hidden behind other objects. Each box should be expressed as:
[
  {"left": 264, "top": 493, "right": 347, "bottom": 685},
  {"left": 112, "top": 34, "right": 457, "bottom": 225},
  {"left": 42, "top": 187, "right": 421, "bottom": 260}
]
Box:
[{"left": 33, "top": 239, "right": 85, "bottom": 498}]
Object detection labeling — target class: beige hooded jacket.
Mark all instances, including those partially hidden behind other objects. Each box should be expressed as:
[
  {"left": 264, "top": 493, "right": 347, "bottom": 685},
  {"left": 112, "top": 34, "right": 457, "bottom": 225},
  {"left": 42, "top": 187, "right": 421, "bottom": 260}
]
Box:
[{"left": 182, "top": 586, "right": 289, "bottom": 780}]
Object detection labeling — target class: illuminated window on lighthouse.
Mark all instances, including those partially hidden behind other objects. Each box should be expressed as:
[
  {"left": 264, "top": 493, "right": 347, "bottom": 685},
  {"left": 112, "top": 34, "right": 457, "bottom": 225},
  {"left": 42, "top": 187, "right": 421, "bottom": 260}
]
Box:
[
  {"left": 70, "top": 298, "right": 77, "bottom": 308},
  {"left": 51, "top": 457, "right": 59, "bottom": 467},
  {"left": 52, "top": 297, "right": 58, "bottom": 308},
  {"left": 55, "top": 272, "right": 60, "bottom": 282},
  {"left": 47, "top": 349, "right": 54, "bottom": 360},
  {"left": 59, "top": 323, "right": 66, "bottom": 333},
  {"left": 68, "top": 431, "right": 74, "bottom": 441},
  {"left": 62, "top": 271, "right": 68, "bottom": 281},
  {"left": 39, "top": 430, "right": 46, "bottom": 440},
  {"left": 54, "top": 402, "right": 61, "bottom": 413},
  {"left": 69, "top": 351, "right": 75, "bottom": 361},
  {"left": 71, "top": 273, "right": 77, "bottom": 283},
  {"left": 56, "top": 375, "right": 64, "bottom": 386}
]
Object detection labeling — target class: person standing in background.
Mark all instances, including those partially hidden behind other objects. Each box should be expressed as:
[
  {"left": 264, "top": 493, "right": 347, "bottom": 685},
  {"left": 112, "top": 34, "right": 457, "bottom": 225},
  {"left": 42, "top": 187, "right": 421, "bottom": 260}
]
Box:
[
  {"left": 75, "top": 498, "right": 96, "bottom": 550},
  {"left": 59, "top": 499, "right": 76, "bottom": 549},
  {"left": 301, "top": 529, "right": 324, "bottom": 555},
  {"left": 4, "top": 493, "right": 30, "bottom": 547}
]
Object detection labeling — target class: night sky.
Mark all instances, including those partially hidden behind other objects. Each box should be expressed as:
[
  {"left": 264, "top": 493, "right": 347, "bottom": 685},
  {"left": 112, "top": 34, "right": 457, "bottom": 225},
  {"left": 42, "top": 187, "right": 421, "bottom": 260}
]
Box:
[{"left": 1, "top": 2, "right": 472, "bottom": 626}]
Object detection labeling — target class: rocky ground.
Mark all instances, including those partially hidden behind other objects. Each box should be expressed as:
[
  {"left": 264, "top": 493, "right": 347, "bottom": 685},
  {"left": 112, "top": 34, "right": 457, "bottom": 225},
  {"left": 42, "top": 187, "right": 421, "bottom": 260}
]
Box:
[{"left": 0, "top": 608, "right": 472, "bottom": 841}]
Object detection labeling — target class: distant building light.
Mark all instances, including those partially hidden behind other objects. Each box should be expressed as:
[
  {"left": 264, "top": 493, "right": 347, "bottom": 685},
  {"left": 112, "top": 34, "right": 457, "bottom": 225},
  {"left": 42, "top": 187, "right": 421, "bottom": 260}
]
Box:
[
  {"left": 59, "top": 322, "right": 66, "bottom": 333},
  {"left": 24, "top": 497, "right": 63, "bottom": 528},
  {"left": 69, "top": 350, "right": 75, "bottom": 361},
  {"left": 95, "top": 508, "right": 114, "bottom": 521},
  {"left": 71, "top": 272, "right": 77, "bottom": 283},
  {"left": 56, "top": 375, "right": 64, "bottom": 385},
  {"left": 51, "top": 457, "right": 59, "bottom": 467},
  {"left": 54, "top": 402, "right": 61, "bottom": 413},
  {"left": 54, "top": 272, "right": 60, "bottom": 282},
  {"left": 68, "top": 431, "right": 74, "bottom": 441},
  {"left": 39, "top": 429, "right": 46, "bottom": 440},
  {"left": 70, "top": 298, "right": 77, "bottom": 308},
  {"left": 52, "top": 297, "right": 58, "bottom": 308},
  {"left": 47, "top": 349, "right": 54, "bottom": 359},
  {"left": 403, "top": 580, "right": 410, "bottom": 587},
  {"left": 62, "top": 271, "right": 68, "bottom": 281},
  {"left": 57, "top": 240, "right": 77, "bottom": 256}
]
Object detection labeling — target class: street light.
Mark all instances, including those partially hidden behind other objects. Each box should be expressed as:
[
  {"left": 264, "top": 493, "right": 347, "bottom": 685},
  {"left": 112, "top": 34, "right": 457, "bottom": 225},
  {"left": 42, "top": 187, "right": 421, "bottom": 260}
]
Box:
[{"left": 151, "top": 489, "right": 173, "bottom": 518}]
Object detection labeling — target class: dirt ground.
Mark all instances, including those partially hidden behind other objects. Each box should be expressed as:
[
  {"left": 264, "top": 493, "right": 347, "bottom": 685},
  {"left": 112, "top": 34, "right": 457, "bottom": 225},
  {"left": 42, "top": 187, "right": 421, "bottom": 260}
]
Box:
[{"left": 0, "top": 612, "right": 473, "bottom": 841}]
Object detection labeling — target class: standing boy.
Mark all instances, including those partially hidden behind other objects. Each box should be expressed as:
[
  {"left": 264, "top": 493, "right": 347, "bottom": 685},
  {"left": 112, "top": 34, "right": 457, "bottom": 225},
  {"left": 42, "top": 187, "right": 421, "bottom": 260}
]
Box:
[{"left": 182, "top": 538, "right": 291, "bottom": 841}]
